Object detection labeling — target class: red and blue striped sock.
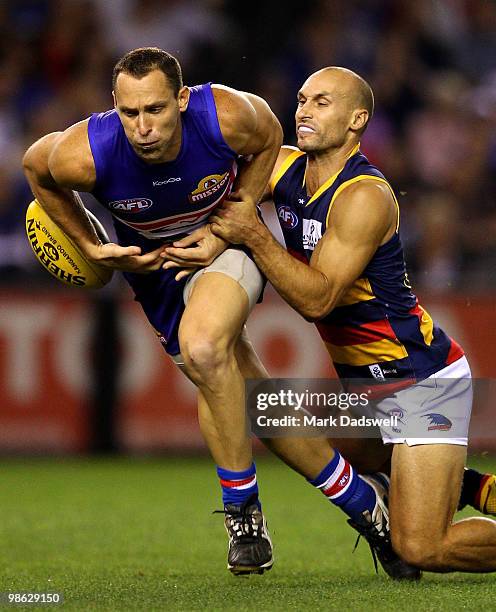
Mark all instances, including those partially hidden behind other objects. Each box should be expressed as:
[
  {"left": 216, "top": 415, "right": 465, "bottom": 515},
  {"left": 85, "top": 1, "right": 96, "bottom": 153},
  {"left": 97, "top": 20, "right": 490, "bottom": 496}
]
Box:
[
  {"left": 308, "top": 451, "right": 376, "bottom": 522},
  {"left": 217, "top": 462, "right": 260, "bottom": 509}
]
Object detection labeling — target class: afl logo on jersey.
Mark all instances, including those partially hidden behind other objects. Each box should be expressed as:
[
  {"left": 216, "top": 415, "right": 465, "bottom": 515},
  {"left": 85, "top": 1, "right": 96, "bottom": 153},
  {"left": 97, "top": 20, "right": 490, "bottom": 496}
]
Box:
[
  {"left": 109, "top": 198, "right": 153, "bottom": 213},
  {"left": 277, "top": 206, "right": 299, "bottom": 229},
  {"left": 189, "top": 172, "right": 232, "bottom": 204}
]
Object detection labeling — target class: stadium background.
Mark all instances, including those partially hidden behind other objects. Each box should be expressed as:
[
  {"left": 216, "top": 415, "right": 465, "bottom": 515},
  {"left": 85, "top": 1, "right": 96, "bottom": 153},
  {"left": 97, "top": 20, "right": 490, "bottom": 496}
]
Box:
[{"left": 1, "top": 1, "right": 496, "bottom": 609}]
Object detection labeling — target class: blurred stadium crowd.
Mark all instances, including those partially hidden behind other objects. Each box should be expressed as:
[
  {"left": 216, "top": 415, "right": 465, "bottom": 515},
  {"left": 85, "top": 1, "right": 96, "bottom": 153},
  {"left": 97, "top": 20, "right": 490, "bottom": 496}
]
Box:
[{"left": 0, "top": 0, "right": 495, "bottom": 292}]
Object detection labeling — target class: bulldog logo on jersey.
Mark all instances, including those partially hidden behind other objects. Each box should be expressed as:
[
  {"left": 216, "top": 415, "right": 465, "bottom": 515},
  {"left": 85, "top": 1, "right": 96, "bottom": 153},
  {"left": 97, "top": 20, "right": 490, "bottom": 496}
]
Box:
[{"left": 189, "top": 172, "right": 231, "bottom": 204}]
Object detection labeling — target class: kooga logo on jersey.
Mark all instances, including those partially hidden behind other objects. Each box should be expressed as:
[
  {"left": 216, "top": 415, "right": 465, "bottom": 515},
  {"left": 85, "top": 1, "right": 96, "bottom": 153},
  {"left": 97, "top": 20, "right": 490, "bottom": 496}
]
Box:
[
  {"left": 277, "top": 206, "right": 299, "bottom": 229},
  {"left": 152, "top": 177, "right": 181, "bottom": 186},
  {"left": 109, "top": 198, "right": 153, "bottom": 213}
]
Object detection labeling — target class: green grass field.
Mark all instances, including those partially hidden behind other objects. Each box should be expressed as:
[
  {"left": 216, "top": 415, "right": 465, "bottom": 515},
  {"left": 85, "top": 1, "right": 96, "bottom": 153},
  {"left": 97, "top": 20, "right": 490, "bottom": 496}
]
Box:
[{"left": 1, "top": 456, "right": 495, "bottom": 611}]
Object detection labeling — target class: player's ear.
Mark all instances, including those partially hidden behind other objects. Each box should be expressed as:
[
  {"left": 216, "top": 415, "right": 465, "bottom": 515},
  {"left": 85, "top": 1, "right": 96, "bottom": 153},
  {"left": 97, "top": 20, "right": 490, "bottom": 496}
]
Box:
[
  {"left": 112, "top": 90, "right": 117, "bottom": 109},
  {"left": 350, "top": 108, "right": 368, "bottom": 133},
  {"left": 178, "top": 86, "right": 190, "bottom": 113}
]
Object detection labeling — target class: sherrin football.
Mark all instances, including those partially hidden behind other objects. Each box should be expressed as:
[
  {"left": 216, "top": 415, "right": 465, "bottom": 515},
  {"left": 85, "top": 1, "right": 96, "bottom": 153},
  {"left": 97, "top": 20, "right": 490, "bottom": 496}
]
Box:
[{"left": 25, "top": 199, "right": 113, "bottom": 288}]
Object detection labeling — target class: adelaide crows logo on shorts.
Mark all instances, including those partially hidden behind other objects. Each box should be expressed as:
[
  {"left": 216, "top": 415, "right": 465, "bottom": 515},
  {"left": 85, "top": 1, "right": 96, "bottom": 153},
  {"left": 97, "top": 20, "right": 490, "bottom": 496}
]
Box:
[{"left": 422, "top": 413, "right": 452, "bottom": 431}]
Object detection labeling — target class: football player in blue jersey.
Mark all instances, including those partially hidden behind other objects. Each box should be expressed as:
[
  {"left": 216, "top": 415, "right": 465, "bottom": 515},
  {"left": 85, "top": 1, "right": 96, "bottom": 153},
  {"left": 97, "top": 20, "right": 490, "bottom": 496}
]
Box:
[
  {"left": 208, "top": 67, "right": 496, "bottom": 573},
  {"left": 23, "top": 49, "right": 421, "bottom": 579}
]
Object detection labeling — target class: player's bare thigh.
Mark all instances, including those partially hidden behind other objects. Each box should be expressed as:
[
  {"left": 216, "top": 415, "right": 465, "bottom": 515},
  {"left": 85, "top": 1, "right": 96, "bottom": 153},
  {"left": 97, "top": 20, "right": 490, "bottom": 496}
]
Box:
[
  {"left": 389, "top": 443, "right": 466, "bottom": 563},
  {"left": 180, "top": 271, "right": 249, "bottom": 348}
]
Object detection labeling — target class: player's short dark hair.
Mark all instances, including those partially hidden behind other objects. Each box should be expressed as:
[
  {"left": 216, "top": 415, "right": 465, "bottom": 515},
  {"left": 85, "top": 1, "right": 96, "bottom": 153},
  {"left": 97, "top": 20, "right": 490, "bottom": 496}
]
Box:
[
  {"left": 112, "top": 47, "right": 183, "bottom": 96},
  {"left": 355, "top": 75, "right": 374, "bottom": 134}
]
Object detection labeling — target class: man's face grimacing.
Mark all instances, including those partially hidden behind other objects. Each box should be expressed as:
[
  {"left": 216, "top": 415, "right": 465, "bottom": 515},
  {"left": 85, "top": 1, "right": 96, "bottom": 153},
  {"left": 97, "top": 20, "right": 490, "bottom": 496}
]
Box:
[
  {"left": 113, "top": 69, "right": 189, "bottom": 163},
  {"left": 295, "top": 68, "right": 369, "bottom": 153}
]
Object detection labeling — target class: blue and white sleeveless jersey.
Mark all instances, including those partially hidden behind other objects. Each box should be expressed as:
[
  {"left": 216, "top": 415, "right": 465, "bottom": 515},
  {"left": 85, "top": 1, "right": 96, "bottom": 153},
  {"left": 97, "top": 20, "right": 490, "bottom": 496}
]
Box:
[
  {"left": 86, "top": 83, "right": 239, "bottom": 356},
  {"left": 88, "top": 83, "right": 237, "bottom": 244}
]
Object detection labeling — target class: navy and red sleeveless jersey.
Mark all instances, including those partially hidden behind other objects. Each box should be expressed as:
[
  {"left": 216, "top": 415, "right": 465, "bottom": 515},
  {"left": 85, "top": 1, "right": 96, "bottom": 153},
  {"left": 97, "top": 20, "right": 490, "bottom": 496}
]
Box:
[{"left": 271, "top": 145, "right": 464, "bottom": 387}]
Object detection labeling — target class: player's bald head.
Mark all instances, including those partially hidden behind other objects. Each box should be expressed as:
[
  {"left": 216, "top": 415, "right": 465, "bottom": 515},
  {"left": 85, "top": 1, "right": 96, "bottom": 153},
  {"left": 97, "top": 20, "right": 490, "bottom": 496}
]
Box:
[{"left": 304, "top": 67, "right": 374, "bottom": 133}]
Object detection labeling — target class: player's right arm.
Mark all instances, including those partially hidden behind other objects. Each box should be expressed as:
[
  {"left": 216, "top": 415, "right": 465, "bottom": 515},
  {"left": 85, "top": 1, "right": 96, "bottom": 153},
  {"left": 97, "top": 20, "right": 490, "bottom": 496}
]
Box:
[
  {"left": 211, "top": 175, "right": 396, "bottom": 321},
  {"left": 23, "top": 121, "right": 104, "bottom": 253},
  {"left": 23, "top": 122, "right": 165, "bottom": 272}
]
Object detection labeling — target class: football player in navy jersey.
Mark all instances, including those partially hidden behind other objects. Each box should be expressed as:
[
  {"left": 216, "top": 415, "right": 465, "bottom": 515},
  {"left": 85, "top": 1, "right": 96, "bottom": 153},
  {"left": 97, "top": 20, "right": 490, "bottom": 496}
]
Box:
[
  {"left": 209, "top": 66, "right": 496, "bottom": 573},
  {"left": 24, "top": 49, "right": 422, "bottom": 578}
]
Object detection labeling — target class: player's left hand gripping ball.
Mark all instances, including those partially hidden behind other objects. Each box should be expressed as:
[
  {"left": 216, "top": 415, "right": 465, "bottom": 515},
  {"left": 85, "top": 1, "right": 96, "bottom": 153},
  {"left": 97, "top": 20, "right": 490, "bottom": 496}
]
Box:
[{"left": 25, "top": 199, "right": 113, "bottom": 288}]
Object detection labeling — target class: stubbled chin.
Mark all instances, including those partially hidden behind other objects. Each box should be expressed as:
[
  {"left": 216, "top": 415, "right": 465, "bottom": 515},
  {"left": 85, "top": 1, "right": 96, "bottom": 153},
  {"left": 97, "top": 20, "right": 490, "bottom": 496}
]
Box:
[
  {"left": 297, "top": 132, "right": 315, "bottom": 146},
  {"left": 297, "top": 140, "right": 314, "bottom": 152},
  {"left": 134, "top": 145, "right": 161, "bottom": 158}
]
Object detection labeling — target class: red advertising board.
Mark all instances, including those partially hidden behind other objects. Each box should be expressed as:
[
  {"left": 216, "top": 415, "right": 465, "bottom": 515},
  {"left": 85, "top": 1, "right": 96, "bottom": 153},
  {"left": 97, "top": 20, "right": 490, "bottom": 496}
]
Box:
[
  {"left": 0, "top": 288, "right": 495, "bottom": 452},
  {"left": 0, "top": 291, "right": 92, "bottom": 451}
]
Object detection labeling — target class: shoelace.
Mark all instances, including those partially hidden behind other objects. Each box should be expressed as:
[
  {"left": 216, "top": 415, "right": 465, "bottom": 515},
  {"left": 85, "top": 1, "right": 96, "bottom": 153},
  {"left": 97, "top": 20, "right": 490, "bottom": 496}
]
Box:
[
  {"left": 349, "top": 518, "right": 392, "bottom": 573},
  {"left": 213, "top": 494, "right": 261, "bottom": 541},
  {"left": 352, "top": 531, "right": 378, "bottom": 573}
]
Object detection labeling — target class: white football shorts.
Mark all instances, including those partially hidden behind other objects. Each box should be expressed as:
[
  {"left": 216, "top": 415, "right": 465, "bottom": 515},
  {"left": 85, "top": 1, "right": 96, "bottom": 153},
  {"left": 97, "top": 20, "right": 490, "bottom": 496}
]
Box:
[{"left": 371, "top": 356, "right": 472, "bottom": 446}]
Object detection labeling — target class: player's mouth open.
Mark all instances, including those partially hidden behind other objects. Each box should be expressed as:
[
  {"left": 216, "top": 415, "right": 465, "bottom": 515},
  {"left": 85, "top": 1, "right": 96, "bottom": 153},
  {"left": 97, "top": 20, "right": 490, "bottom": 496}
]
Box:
[{"left": 297, "top": 124, "right": 315, "bottom": 135}]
